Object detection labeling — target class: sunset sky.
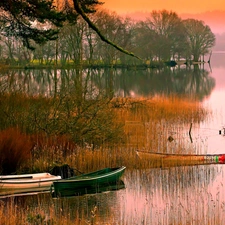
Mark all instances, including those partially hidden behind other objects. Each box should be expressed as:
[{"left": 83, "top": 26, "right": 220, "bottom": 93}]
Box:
[
  {"left": 101, "top": 0, "right": 225, "bottom": 34},
  {"left": 102, "top": 0, "right": 225, "bottom": 14}
]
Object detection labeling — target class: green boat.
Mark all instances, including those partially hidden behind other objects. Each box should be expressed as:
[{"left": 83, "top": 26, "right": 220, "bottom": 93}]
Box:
[{"left": 52, "top": 166, "right": 126, "bottom": 197}]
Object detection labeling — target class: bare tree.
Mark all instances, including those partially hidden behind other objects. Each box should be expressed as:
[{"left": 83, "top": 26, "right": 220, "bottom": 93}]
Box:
[
  {"left": 146, "top": 10, "right": 185, "bottom": 61},
  {"left": 59, "top": 19, "right": 86, "bottom": 64},
  {"left": 93, "top": 10, "right": 127, "bottom": 64},
  {"left": 183, "top": 19, "right": 215, "bottom": 62}
]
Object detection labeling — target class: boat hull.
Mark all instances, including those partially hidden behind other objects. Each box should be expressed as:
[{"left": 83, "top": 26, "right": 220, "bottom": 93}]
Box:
[
  {"left": 136, "top": 150, "right": 225, "bottom": 168},
  {"left": 53, "top": 166, "right": 126, "bottom": 197},
  {"left": 0, "top": 173, "right": 61, "bottom": 196}
]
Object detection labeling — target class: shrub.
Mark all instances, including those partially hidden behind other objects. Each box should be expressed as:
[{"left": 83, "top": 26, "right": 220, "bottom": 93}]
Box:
[
  {"left": 0, "top": 128, "right": 33, "bottom": 174},
  {"left": 0, "top": 91, "right": 125, "bottom": 149}
]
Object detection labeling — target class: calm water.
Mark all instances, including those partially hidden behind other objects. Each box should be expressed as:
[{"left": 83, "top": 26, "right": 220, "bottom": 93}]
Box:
[{"left": 1, "top": 52, "right": 225, "bottom": 224}]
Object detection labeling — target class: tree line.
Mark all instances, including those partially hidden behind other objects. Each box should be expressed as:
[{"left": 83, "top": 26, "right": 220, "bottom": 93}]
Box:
[{"left": 0, "top": 0, "right": 216, "bottom": 67}]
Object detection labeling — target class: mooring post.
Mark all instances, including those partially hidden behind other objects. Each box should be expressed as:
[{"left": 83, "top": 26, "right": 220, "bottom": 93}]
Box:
[{"left": 189, "top": 123, "right": 193, "bottom": 143}]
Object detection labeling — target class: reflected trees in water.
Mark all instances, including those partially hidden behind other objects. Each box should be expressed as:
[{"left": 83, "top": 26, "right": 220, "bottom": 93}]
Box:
[{"left": 0, "top": 65, "right": 215, "bottom": 100}]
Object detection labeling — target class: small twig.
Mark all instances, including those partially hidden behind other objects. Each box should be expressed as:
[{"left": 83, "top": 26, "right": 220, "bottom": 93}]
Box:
[{"left": 72, "top": 167, "right": 84, "bottom": 174}]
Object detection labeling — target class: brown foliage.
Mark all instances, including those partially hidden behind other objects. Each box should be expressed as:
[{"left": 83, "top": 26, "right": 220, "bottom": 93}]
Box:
[{"left": 0, "top": 128, "right": 32, "bottom": 174}]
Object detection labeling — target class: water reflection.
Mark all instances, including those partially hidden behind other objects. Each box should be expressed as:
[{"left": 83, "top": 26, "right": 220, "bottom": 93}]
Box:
[
  {"left": 113, "top": 65, "right": 215, "bottom": 100},
  {"left": 0, "top": 64, "right": 215, "bottom": 101},
  {"left": 52, "top": 180, "right": 125, "bottom": 198},
  {"left": 122, "top": 166, "right": 225, "bottom": 224}
]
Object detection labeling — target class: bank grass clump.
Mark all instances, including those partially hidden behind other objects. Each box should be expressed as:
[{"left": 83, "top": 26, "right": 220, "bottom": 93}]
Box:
[
  {"left": 0, "top": 91, "right": 124, "bottom": 147},
  {"left": 0, "top": 128, "right": 33, "bottom": 174},
  {"left": 30, "top": 145, "right": 138, "bottom": 174},
  {"left": 111, "top": 94, "right": 207, "bottom": 123},
  {"left": 110, "top": 95, "right": 208, "bottom": 150}
]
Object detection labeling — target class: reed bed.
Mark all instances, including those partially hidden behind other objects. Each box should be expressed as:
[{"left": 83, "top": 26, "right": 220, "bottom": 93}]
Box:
[
  {"left": 112, "top": 95, "right": 207, "bottom": 122},
  {"left": 112, "top": 95, "right": 208, "bottom": 151},
  {"left": 0, "top": 94, "right": 209, "bottom": 224},
  {"left": 0, "top": 94, "right": 208, "bottom": 173},
  {"left": 0, "top": 195, "right": 101, "bottom": 224}
]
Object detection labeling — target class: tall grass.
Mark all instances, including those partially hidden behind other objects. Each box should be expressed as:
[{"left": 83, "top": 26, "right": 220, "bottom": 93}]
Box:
[
  {"left": 0, "top": 91, "right": 124, "bottom": 147},
  {"left": 112, "top": 95, "right": 207, "bottom": 123},
  {"left": 0, "top": 195, "right": 95, "bottom": 224},
  {"left": 112, "top": 95, "right": 208, "bottom": 151}
]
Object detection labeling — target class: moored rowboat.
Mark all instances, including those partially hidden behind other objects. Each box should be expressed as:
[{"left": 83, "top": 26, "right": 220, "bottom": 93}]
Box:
[
  {"left": 0, "top": 173, "right": 61, "bottom": 196},
  {"left": 136, "top": 150, "right": 225, "bottom": 168},
  {"left": 52, "top": 166, "right": 126, "bottom": 197}
]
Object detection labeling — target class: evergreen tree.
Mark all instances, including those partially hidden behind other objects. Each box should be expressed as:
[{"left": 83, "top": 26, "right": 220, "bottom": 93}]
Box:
[{"left": 0, "top": 0, "right": 102, "bottom": 50}]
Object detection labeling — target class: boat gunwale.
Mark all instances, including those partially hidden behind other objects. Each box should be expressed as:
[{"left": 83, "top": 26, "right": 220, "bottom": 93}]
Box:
[
  {"left": 136, "top": 150, "right": 225, "bottom": 157},
  {"left": 0, "top": 173, "right": 56, "bottom": 180},
  {"left": 54, "top": 166, "right": 126, "bottom": 184},
  {"left": 0, "top": 175, "right": 61, "bottom": 184}
]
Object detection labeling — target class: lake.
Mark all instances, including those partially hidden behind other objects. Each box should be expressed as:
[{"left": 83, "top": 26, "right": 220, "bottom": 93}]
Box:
[{"left": 1, "top": 52, "right": 225, "bottom": 224}]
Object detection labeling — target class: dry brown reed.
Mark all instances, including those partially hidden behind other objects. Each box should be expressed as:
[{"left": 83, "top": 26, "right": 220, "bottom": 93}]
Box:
[
  {"left": 29, "top": 133, "right": 78, "bottom": 172},
  {"left": 111, "top": 95, "right": 207, "bottom": 123},
  {"left": 111, "top": 95, "right": 208, "bottom": 151},
  {"left": 0, "top": 195, "right": 108, "bottom": 225},
  {"left": 0, "top": 128, "right": 33, "bottom": 174}
]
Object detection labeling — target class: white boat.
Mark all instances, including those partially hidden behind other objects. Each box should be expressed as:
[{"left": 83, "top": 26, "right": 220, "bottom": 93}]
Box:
[{"left": 0, "top": 172, "right": 61, "bottom": 196}]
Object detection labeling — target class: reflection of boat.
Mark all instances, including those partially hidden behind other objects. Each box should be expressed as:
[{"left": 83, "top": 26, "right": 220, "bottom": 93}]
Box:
[
  {"left": 52, "top": 180, "right": 125, "bottom": 197},
  {"left": 0, "top": 173, "right": 61, "bottom": 196},
  {"left": 52, "top": 166, "right": 126, "bottom": 197},
  {"left": 136, "top": 150, "right": 225, "bottom": 167}
]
